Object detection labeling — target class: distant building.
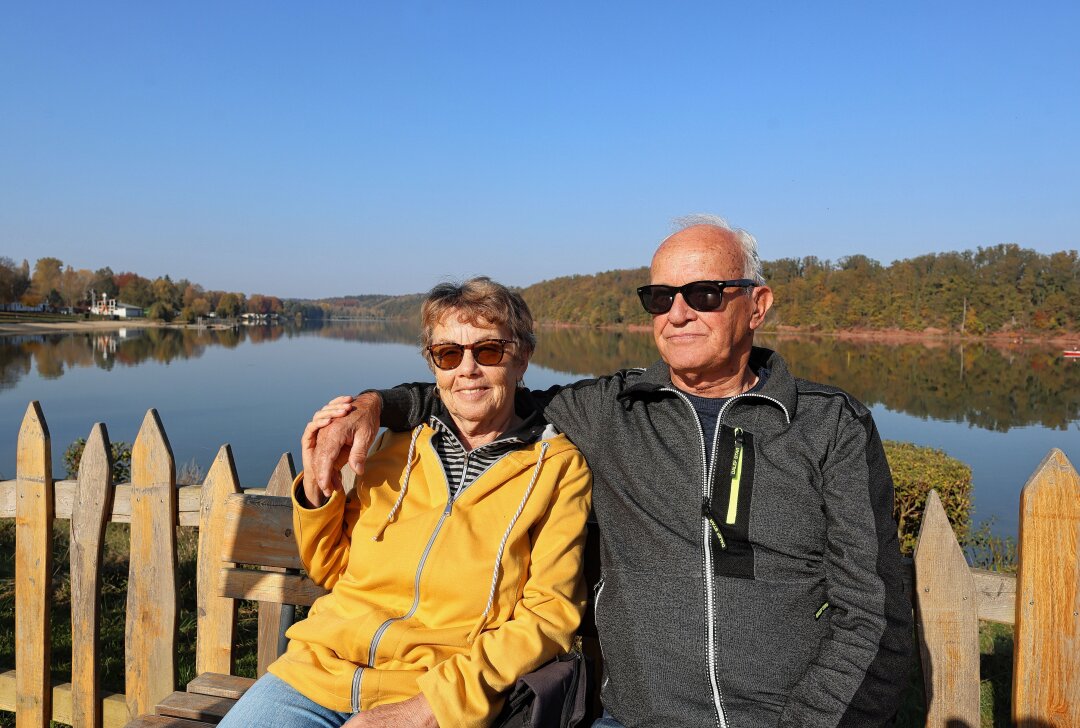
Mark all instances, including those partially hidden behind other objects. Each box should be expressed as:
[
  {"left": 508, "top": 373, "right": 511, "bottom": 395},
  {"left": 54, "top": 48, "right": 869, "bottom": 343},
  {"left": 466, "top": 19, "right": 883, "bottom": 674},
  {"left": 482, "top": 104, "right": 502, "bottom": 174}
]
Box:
[
  {"left": 0, "top": 302, "right": 48, "bottom": 312},
  {"left": 89, "top": 293, "right": 144, "bottom": 318}
]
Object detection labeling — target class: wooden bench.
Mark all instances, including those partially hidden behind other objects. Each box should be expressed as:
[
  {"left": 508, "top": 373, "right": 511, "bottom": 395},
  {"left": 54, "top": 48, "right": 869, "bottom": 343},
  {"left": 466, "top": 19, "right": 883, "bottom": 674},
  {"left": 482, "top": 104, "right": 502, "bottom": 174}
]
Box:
[
  {"left": 126, "top": 481, "right": 326, "bottom": 726},
  {"left": 4, "top": 401, "right": 1080, "bottom": 727}
]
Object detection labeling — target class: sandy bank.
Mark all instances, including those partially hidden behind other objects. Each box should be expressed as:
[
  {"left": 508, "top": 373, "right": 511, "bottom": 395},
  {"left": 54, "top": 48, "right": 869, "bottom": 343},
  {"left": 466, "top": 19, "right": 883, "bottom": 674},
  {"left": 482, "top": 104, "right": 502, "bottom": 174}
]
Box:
[{"left": 0, "top": 319, "right": 230, "bottom": 335}]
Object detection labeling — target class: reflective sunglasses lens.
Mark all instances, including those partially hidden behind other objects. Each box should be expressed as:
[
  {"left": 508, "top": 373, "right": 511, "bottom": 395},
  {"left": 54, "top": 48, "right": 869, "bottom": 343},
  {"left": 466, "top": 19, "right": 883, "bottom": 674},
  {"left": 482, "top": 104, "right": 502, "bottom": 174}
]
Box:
[
  {"left": 472, "top": 342, "right": 506, "bottom": 366},
  {"left": 639, "top": 286, "right": 674, "bottom": 314},
  {"left": 685, "top": 282, "right": 725, "bottom": 312},
  {"left": 431, "top": 345, "right": 464, "bottom": 370}
]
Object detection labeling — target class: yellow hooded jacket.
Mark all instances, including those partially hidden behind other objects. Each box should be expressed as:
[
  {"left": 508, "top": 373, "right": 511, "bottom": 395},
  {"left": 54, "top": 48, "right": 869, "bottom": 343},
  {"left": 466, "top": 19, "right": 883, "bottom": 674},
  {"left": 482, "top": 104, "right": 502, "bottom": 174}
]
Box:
[{"left": 268, "top": 424, "right": 592, "bottom": 727}]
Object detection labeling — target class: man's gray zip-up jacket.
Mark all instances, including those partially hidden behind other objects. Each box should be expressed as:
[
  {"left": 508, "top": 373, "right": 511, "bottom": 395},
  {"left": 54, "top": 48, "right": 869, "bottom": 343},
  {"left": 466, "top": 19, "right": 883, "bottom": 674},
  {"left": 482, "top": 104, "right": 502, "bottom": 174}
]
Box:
[{"left": 377, "top": 347, "right": 913, "bottom": 728}]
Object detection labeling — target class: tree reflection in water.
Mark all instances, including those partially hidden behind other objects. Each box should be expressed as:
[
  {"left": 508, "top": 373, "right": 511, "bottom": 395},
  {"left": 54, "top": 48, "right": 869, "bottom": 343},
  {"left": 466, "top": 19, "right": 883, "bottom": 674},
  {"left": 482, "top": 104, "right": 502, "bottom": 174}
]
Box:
[{"left": 1, "top": 323, "right": 1078, "bottom": 433}]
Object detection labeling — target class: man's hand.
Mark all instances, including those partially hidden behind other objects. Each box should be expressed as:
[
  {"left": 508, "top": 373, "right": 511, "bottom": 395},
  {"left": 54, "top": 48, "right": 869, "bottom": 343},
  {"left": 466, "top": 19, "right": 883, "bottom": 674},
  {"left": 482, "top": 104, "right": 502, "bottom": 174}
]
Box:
[
  {"left": 308, "top": 391, "right": 382, "bottom": 499},
  {"left": 299, "top": 395, "right": 354, "bottom": 507},
  {"left": 342, "top": 693, "right": 438, "bottom": 728}
]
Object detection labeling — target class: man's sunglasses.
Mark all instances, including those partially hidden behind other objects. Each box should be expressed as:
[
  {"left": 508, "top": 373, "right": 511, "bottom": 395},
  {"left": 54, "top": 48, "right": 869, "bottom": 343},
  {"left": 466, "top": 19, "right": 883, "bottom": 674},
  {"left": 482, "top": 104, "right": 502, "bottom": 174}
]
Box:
[
  {"left": 636, "top": 279, "right": 758, "bottom": 315},
  {"left": 426, "top": 339, "right": 515, "bottom": 370}
]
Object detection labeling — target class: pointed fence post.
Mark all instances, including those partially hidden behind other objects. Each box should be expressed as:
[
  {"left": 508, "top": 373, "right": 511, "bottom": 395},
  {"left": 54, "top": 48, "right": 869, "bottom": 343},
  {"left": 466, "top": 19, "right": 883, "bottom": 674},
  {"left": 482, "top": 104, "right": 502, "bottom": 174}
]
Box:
[
  {"left": 913, "top": 489, "right": 980, "bottom": 727},
  {"left": 125, "top": 409, "right": 178, "bottom": 718},
  {"left": 195, "top": 445, "right": 241, "bottom": 676},
  {"left": 1013, "top": 449, "right": 1080, "bottom": 727},
  {"left": 15, "top": 402, "right": 52, "bottom": 728},
  {"left": 340, "top": 463, "right": 357, "bottom": 496},
  {"left": 257, "top": 452, "right": 297, "bottom": 676},
  {"left": 69, "top": 424, "right": 116, "bottom": 728}
]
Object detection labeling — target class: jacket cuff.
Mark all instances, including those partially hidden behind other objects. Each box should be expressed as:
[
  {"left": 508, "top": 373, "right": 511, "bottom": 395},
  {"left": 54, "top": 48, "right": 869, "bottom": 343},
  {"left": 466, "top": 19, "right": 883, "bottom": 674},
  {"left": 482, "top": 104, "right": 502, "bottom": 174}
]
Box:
[{"left": 291, "top": 471, "right": 342, "bottom": 513}]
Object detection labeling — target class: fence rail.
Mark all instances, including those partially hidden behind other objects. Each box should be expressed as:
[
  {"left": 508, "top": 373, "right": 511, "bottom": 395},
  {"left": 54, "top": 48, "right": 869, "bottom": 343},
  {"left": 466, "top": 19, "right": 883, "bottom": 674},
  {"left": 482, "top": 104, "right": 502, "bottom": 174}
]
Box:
[{"left": 1, "top": 402, "right": 1078, "bottom": 727}]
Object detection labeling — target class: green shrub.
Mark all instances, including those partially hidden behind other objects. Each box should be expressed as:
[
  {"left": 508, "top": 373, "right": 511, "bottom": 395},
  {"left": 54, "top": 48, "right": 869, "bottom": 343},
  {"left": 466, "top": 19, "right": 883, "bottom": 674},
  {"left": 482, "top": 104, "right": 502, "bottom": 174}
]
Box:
[
  {"left": 884, "top": 440, "right": 973, "bottom": 555},
  {"left": 62, "top": 437, "right": 132, "bottom": 483}
]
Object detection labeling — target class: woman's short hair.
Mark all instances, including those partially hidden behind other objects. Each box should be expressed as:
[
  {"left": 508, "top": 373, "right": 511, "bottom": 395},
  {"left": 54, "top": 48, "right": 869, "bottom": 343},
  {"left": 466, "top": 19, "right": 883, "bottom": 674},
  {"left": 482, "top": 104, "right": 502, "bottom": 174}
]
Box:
[{"left": 420, "top": 277, "right": 536, "bottom": 360}]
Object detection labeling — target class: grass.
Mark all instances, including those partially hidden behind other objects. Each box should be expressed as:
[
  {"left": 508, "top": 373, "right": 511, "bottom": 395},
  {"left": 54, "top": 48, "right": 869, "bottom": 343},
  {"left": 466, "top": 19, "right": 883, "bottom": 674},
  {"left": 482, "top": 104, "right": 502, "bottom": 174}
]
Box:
[{"left": 0, "top": 516, "right": 1017, "bottom": 727}]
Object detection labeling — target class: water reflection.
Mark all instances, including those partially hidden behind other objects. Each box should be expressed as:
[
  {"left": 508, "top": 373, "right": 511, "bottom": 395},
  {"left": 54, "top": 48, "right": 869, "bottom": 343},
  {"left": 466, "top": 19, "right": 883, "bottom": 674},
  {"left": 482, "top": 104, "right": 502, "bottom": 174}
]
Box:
[
  {"left": 1, "top": 323, "right": 1077, "bottom": 433},
  {"left": 759, "top": 335, "right": 1080, "bottom": 433}
]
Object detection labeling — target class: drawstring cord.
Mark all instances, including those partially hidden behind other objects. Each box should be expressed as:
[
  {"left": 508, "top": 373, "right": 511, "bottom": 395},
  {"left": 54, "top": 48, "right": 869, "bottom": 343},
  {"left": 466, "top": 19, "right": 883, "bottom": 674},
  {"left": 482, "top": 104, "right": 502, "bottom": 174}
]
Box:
[
  {"left": 468, "top": 441, "right": 549, "bottom": 643},
  {"left": 372, "top": 425, "right": 424, "bottom": 541}
]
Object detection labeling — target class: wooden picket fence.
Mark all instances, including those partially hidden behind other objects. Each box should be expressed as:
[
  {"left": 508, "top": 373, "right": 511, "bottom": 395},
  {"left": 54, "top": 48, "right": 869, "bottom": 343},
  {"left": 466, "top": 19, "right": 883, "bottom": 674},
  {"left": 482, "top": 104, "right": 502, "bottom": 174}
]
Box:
[{"left": 1, "top": 401, "right": 1079, "bottom": 727}]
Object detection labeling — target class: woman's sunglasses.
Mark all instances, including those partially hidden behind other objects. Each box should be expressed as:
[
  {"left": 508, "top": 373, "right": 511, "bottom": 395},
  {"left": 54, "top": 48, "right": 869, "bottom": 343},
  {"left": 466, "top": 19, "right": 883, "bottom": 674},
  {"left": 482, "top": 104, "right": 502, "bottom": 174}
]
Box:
[
  {"left": 636, "top": 279, "right": 757, "bottom": 315},
  {"left": 427, "top": 339, "right": 514, "bottom": 370}
]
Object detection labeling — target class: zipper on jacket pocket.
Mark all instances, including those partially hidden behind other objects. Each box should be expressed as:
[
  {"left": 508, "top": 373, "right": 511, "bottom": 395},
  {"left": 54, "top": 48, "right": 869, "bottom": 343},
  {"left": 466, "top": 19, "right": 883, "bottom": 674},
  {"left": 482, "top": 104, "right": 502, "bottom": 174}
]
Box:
[
  {"left": 702, "top": 499, "right": 727, "bottom": 550},
  {"left": 725, "top": 427, "right": 744, "bottom": 525}
]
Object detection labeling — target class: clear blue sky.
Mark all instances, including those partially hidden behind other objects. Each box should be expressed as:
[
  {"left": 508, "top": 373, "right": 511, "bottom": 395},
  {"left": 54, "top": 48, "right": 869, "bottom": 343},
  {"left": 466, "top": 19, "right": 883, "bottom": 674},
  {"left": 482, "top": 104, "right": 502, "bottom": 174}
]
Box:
[{"left": 2, "top": 2, "right": 1078, "bottom": 298}]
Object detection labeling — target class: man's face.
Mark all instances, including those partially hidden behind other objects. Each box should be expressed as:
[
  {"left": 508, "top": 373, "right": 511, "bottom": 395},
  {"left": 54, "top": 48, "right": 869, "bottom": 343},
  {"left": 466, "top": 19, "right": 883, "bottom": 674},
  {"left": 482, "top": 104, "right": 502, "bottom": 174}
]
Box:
[{"left": 649, "top": 226, "right": 771, "bottom": 381}]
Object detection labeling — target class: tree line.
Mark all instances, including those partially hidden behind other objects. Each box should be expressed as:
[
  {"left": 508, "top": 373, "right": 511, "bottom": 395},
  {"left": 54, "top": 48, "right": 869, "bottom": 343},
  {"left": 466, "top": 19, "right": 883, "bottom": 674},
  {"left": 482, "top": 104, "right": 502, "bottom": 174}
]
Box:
[
  {"left": 5, "top": 242, "right": 1077, "bottom": 334},
  {"left": 0, "top": 256, "right": 315, "bottom": 322},
  {"left": 520, "top": 243, "right": 1080, "bottom": 335}
]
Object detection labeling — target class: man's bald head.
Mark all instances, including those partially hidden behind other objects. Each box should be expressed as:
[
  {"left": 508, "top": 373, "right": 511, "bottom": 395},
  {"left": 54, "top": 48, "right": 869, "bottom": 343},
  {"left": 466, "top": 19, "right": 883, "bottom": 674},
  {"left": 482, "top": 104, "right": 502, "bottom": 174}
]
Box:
[{"left": 652, "top": 215, "right": 763, "bottom": 284}]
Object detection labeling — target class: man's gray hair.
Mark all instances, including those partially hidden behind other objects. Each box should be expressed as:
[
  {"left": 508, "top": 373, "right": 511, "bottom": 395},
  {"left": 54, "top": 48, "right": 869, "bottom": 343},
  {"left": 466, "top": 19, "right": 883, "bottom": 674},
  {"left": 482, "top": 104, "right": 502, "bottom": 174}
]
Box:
[{"left": 672, "top": 214, "right": 765, "bottom": 284}]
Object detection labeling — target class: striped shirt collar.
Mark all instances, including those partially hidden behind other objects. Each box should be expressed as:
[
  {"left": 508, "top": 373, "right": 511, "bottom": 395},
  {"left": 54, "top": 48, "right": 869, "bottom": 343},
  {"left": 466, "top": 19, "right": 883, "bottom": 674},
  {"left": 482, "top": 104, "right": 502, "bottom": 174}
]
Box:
[{"left": 428, "top": 396, "right": 548, "bottom": 496}]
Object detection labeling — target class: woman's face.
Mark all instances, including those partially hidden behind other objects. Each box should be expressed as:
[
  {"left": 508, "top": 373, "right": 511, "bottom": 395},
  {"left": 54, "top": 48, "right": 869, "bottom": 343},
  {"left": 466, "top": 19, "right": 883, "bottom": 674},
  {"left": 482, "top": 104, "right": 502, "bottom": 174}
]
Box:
[{"left": 429, "top": 314, "right": 529, "bottom": 435}]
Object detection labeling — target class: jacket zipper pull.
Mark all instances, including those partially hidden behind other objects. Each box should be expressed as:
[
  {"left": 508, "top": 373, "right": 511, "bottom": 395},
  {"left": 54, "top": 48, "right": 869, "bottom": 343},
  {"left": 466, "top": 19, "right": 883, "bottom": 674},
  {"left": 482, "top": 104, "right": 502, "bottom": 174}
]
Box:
[
  {"left": 702, "top": 498, "right": 727, "bottom": 550},
  {"left": 726, "top": 427, "right": 744, "bottom": 525}
]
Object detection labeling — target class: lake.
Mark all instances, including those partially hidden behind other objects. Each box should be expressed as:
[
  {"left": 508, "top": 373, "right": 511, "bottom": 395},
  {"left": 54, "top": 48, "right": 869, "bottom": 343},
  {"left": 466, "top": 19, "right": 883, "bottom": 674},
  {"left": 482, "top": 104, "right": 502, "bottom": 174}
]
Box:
[{"left": 2, "top": 321, "right": 1077, "bottom": 537}]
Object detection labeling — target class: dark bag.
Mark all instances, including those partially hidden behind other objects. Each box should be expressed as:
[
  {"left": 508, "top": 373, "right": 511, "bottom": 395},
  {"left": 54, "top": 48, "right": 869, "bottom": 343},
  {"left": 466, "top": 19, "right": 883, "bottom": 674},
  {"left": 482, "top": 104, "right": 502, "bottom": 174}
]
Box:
[{"left": 491, "top": 651, "right": 588, "bottom": 728}]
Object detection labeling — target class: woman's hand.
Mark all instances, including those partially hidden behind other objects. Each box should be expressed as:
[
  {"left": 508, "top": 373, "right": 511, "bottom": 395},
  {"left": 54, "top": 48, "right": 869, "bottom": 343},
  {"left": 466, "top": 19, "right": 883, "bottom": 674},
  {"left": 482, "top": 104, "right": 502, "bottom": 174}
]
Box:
[
  {"left": 341, "top": 693, "right": 438, "bottom": 728},
  {"left": 300, "top": 395, "right": 356, "bottom": 507}
]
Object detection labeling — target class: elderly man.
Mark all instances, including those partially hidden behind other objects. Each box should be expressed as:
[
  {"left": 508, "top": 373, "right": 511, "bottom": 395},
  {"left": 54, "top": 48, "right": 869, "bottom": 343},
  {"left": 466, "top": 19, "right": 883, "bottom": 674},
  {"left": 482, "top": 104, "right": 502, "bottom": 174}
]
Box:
[{"left": 310, "top": 216, "right": 912, "bottom": 728}]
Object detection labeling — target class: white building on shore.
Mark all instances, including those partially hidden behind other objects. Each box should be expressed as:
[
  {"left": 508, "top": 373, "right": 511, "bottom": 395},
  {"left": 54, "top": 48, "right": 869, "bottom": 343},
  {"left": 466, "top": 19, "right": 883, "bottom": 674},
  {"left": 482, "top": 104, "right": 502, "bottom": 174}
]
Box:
[{"left": 89, "top": 292, "right": 144, "bottom": 318}]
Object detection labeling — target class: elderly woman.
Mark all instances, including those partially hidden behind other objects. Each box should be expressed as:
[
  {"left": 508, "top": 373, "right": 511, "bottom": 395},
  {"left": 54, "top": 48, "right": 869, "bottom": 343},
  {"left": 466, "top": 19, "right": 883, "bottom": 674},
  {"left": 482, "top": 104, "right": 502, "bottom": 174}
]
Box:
[{"left": 220, "top": 277, "right": 592, "bottom": 728}]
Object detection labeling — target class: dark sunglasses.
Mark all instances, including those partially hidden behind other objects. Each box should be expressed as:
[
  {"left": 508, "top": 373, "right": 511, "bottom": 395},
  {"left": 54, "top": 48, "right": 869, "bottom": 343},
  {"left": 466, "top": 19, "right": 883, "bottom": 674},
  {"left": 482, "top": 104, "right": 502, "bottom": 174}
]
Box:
[
  {"left": 427, "top": 339, "right": 514, "bottom": 370},
  {"left": 636, "top": 279, "right": 757, "bottom": 315}
]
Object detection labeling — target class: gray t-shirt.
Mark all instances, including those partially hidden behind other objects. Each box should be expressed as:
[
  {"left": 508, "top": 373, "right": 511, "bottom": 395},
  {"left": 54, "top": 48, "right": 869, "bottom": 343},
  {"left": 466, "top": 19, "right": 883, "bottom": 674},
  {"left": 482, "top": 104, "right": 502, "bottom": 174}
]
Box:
[{"left": 680, "top": 367, "right": 769, "bottom": 464}]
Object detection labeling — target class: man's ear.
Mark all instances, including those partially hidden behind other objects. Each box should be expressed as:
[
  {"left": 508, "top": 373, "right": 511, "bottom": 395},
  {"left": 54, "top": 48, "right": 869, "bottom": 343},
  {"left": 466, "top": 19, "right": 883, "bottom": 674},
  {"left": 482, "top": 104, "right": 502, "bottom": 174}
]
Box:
[{"left": 749, "top": 285, "right": 773, "bottom": 330}]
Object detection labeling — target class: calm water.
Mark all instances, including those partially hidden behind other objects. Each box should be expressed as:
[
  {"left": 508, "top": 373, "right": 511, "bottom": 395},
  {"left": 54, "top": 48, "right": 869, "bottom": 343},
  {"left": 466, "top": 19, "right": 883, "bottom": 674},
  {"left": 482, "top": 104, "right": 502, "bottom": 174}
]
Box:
[{"left": 2, "top": 321, "right": 1078, "bottom": 537}]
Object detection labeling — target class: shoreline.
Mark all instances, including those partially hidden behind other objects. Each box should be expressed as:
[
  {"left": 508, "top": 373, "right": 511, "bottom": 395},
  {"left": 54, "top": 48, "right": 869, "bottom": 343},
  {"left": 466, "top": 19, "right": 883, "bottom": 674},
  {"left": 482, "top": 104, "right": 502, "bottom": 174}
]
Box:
[
  {"left": 2, "top": 318, "right": 1077, "bottom": 347},
  {"left": 0, "top": 319, "right": 231, "bottom": 335},
  {"left": 539, "top": 321, "right": 1079, "bottom": 346}
]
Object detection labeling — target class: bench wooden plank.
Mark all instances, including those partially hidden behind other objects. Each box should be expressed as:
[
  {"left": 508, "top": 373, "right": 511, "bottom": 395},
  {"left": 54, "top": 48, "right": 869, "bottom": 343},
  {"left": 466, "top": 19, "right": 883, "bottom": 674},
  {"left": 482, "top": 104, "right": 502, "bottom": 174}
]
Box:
[
  {"left": 219, "top": 567, "right": 327, "bottom": 606},
  {"left": 257, "top": 453, "right": 298, "bottom": 676},
  {"left": 186, "top": 673, "right": 256, "bottom": 701},
  {"left": 155, "top": 690, "right": 236, "bottom": 722},
  {"left": 125, "top": 716, "right": 215, "bottom": 728},
  {"left": 196, "top": 446, "right": 241, "bottom": 676},
  {"left": 222, "top": 493, "right": 303, "bottom": 569},
  {"left": 70, "top": 423, "right": 116, "bottom": 728},
  {"left": 126, "top": 410, "right": 178, "bottom": 719},
  {"left": 15, "top": 401, "right": 53, "bottom": 728},
  {"left": 0, "top": 671, "right": 131, "bottom": 728}
]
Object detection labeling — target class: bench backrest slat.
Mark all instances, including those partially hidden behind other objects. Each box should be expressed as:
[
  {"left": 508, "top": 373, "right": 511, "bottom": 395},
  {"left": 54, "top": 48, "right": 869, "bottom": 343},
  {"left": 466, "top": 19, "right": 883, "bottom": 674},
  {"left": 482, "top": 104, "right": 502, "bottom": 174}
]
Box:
[
  {"left": 257, "top": 454, "right": 299, "bottom": 675},
  {"left": 196, "top": 446, "right": 241, "bottom": 676},
  {"left": 219, "top": 567, "right": 326, "bottom": 606},
  {"left": 222, "top": 493, "right": 304, "bottom": 570}
]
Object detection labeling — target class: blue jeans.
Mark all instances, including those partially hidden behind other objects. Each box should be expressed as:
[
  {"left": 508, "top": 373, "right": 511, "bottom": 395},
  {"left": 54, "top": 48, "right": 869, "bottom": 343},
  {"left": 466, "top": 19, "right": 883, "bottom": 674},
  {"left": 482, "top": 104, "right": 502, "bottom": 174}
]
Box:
[
  {"left": 218, "top": 673, "right": 353, "bottom": 728},
  {"left": 592, "top": 709, "right": 628, "bottom": 727}
]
